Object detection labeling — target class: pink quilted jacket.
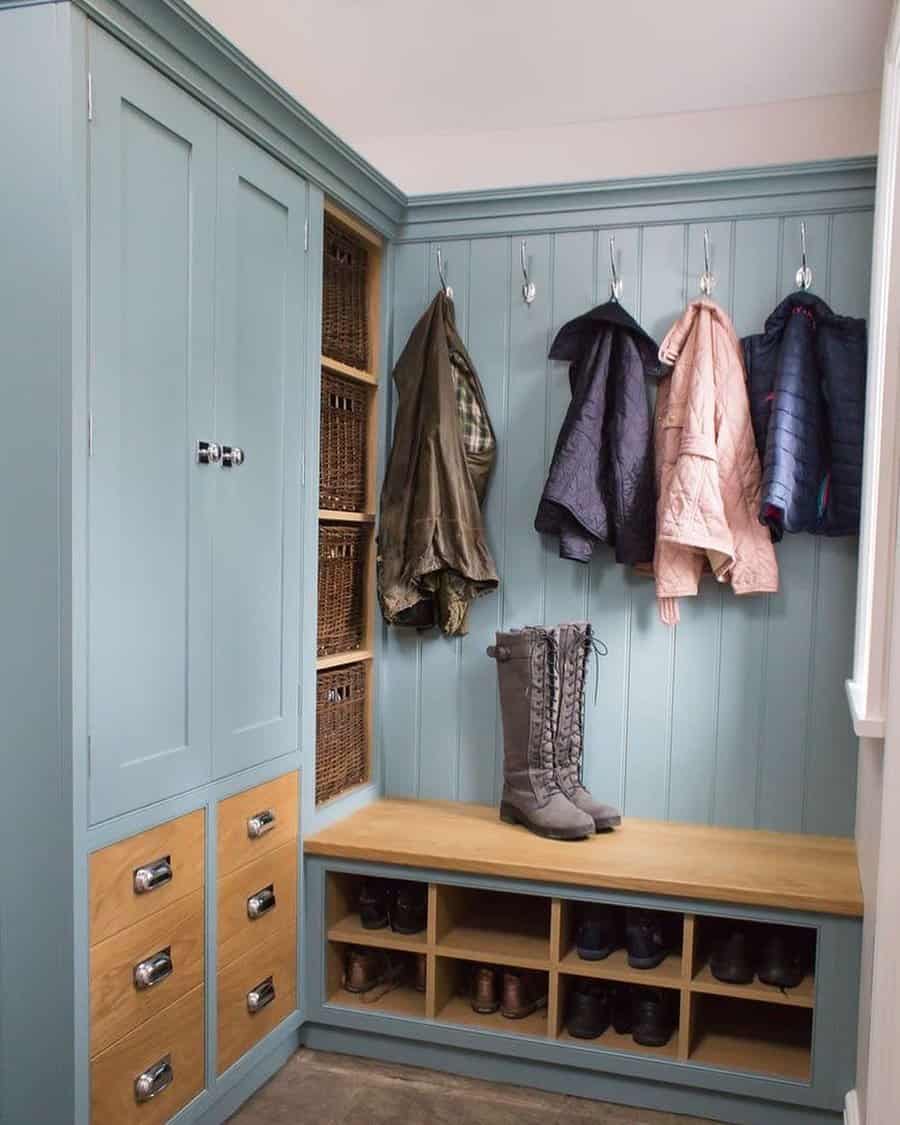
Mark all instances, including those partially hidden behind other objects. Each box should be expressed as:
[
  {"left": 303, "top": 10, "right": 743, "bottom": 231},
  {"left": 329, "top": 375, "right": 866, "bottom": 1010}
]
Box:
[{"left": 652, "top": 299, "right": 778, "bottom": 625}]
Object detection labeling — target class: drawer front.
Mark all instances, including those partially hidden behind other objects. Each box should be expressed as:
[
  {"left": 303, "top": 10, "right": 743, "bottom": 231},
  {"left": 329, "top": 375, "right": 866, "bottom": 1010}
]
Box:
[
  {"left": 217, "top": 922, "right": 297, "bottom": 1075},
  {"left": 90, "top": 889, "right": 204, "bottom": 1056},
  {"left": 217, "top": 771, "right": 298, "bottom": 878},
  {"left": 217, "top": 840, "right": 297, "bottom": 968},
  {"left": 90, "top": 810, "right": 205, "bottom": 944},
  {"left": 90, "top": 984, "right": 204, "bottom": 1125}
]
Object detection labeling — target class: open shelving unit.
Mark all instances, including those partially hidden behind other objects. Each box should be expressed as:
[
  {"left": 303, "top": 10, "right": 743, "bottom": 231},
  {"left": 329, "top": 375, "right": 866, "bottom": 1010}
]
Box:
[
  {"left": 322, "top": 872, "right": 817, "bottom": 1081},
  {"left": 315, "top": 201, "right": 382, "bottom": 805}
]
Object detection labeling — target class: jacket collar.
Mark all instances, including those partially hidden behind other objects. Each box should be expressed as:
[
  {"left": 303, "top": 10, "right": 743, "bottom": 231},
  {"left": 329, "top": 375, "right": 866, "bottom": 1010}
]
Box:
[
  {"left": 549, "top": 300, "right": 660, "bottom": 373},
  {"left": 759, "top": 290, "right": 862, "bottom": 338}
]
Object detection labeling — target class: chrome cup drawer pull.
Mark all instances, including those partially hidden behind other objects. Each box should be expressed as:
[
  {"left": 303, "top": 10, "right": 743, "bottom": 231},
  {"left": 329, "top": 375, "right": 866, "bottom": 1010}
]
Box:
[
  {"left": 247, "top": 809, "right": 276, "bottom": 839},
  {"left": 247, "top": 884, "right": 276, "bottom": 920},
  {"left": 133, "top": 856, "right": 173, "bottom": 895},
  {"left": 247, "top": 976, "right": 275, "bottom": 1014},
  {"left": 133, "top": 947, "right": 173, "bottom": 991},
  {"left": 134, "top": 1055, "right": 173, "bottom": 1103}
]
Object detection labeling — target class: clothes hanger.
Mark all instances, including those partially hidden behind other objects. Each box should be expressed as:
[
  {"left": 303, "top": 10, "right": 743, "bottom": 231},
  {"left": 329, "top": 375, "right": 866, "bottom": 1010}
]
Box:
[
  {"left": 699, "top": 228, "right": 716, "bottom": 296},
  {"left": 608, "top": 235, "right": 624, "bottom": 302},
  {"left": 436, "top": 246, "right": 453, "bottom": 300},
  {"left": 795, "top": 221, "right": 814, "bottom": 290}
]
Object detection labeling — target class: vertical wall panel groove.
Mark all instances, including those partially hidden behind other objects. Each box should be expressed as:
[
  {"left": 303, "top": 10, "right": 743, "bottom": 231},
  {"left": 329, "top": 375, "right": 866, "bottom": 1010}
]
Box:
[{"left": 380, "top": 194, "right": 870, "bottom": 835}]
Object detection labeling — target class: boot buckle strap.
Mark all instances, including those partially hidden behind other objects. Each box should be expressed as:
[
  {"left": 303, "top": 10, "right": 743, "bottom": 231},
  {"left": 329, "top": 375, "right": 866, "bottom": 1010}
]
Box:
[{"left": 487, "top": 644, "right": 511, "bottom": 662}]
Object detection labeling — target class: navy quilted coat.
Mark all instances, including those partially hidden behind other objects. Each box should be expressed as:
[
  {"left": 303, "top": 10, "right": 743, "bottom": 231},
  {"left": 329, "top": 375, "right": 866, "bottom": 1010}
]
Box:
[
  {"left": 535, "top": 301, "right": 659, "bottom": 564},
  {"left": 742, "top": 291, "right": 867, "bottom": 539}
]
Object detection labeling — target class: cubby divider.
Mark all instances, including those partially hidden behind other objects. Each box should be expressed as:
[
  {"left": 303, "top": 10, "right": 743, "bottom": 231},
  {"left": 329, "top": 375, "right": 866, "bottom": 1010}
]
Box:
[{"left": 323, "top": 872, "right": 820, "bottom": 1078}]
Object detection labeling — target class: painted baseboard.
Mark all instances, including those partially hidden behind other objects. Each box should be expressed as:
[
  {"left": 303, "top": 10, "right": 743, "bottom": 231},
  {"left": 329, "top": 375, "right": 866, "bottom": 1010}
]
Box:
[{"left": 844, "top": 1089, "right": 860, "bottom": 1125}]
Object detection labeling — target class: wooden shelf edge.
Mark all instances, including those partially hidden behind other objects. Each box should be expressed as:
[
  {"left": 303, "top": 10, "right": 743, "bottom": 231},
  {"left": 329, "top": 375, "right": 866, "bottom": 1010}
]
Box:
[
  {"left": 328, "top": 926, "right": 427, "bottom": 954},
  {"left": 558, "top": 950, "right": 683, "bottom": 989},
  {"left": 316, "top": 650, "right": 374, "bottom": 671},
  {"left": 690, "top": 964, "right": 815, "bottom": 1009},
  {"left": 436, "top": 945, "right": 551, "bottom": 972},
  {"left": 319, "top": 509, "right": 375, "bottom": 523},
  {"left": 321, "top": 354, "right": 377, "bottom": 386}
]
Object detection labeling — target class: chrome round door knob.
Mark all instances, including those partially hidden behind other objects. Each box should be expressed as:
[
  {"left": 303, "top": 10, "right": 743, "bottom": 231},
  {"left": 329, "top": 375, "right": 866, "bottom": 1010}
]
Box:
[{"left": 222, "top": 445, "right": 245, "bottom": 467}]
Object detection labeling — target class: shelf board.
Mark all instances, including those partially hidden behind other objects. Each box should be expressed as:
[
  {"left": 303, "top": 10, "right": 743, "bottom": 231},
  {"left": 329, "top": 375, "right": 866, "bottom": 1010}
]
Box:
[
  {"left": 559, "top": 947, "right": 683, "bottom": 988},
  {"left": 321, "top": 354, "right": 377, "bottom": 386},
  {"left": 328, "top": 915, "right": 427, "bottom": 953},
  {"left": 316, "top": 650, "right": 373, "bottom": 671},
  {"left": 318, "top": 510, "right": 375, "bottom": 523},
  {"left": 327, "top": 984, "right": 425, "bottom": 1020},
  {"left": 690, "top": 1026, "right": 811, "bottom": 1082},
  {"left": 691, "top": 962, "right": 814, "bottom": 1009},
  {"left": 437, "top": 921, "right": 550, "bottom": 970},
  {"left": 437, "top": 994, "right": 549, "bottom": 1038},
  {"left": 558, "top": 1025, "right": 678, "bottom": 1061}
]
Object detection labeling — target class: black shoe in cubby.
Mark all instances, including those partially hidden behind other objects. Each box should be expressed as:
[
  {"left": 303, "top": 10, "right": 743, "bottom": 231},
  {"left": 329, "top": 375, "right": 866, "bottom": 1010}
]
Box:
[
  {"left": 565, "top": 979, "right": 610, "bottom": 1039},
  {"left": 757, "top": 926, "right": 808, "bottom": 989},
  {"left": 358, "top": 879, "right": 391, "bottom": 930},
  {"left": 631, "top": 987, "right": 675, "bottom": 1047},
  {"left": 625, "top": 908, "right": 668, "bottom": 969},
  {"left": 575, "top": 903, "right": 620, "bottom": 961},
  {"left": 608, "top": 983, "right": 633, "bottom": 1035},
  {"left": 710, "top": 928, "right": 755, "bottom": 985},
  {"left": 391, "top": 880, "right": 427, "bottom": 934}
]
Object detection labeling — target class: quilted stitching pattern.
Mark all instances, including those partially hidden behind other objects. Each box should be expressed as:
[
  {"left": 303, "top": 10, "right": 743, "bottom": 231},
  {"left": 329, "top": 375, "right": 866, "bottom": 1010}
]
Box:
[{"left": 653, "top": 300, "right": 779, "bottom": 625}]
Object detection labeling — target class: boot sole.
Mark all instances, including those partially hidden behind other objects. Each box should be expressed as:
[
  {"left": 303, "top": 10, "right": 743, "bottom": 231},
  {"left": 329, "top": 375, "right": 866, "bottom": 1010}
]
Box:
[
  {"left": 594, "top": 816, "right": 621, "bottom": 831},
  {"left": 500, "top": 802, "right": 592, "bottom": 841},
  {"left": 471, "top": 1002, "right": 500, "bottom": 1014},
  {"left": 576, "top": 947, "right": 615, "bottom": 961},
  {"left": 501, "top": 997, "right": 548, "bottom": 1019},
  {"left": 627, "top": 952, "right": 667, "bottom": 970},
  {"left": 566, "top": 1021, "right": 609, "bottom": 1039},
  {"left": 633, "top": 1029, "right": 673, "bottom": 1047}
]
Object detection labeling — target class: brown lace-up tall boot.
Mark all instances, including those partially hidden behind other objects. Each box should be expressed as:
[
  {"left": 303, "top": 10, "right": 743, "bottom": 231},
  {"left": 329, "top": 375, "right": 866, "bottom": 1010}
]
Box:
[
  {"left": 556, "top": 621, "right": 621, "bottom": 831},
  {"left": 488, "top": 627, "right": 594, "bottom": 841}
]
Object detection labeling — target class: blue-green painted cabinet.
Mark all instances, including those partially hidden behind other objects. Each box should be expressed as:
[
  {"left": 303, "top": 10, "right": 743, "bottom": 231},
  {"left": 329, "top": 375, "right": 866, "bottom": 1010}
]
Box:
[
  {"left": 87, "top": 26, "right": 219, "bottom": 822},
  {"left": 87, "top": 26, "right": 307, "bottom": 821}
]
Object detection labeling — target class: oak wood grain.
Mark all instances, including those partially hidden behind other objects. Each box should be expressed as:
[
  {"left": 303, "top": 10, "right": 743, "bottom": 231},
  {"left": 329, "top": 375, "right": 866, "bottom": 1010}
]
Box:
[
  {"left": 305, "top": 799, "right": 863, "bottom": 917},
  {"left": 217, "top": 839, "right": 298, "bottom": 969},
  {"left": 90, "top": 889, "right": 204, "bottom": 1056},
  {"left": 89, "top": 810, "right": 204, "bottom": 944},
  {"left": 217, "top": 771, "right": 298, "bottom": 879}
]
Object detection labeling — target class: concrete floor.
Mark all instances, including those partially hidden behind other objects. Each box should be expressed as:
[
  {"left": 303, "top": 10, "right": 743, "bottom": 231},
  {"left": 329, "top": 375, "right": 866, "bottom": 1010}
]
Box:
[{"left": 228, "top": 1049, "right": 717, "bottom": 1125}]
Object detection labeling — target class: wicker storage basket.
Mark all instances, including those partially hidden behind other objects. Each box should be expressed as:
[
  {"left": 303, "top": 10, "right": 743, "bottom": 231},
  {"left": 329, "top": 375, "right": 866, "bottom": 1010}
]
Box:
[
  {"left": 317, "top": 524, "right": 367, "bottom": 657},
  {"left": 319, "top": 371, "right": 368, "bottom": 512},
  {"left": 322, "top": 217, "right": 369, "bottom": 370},
  {"left": 316, "top": 661, "right": 368, "bottom": 804}
]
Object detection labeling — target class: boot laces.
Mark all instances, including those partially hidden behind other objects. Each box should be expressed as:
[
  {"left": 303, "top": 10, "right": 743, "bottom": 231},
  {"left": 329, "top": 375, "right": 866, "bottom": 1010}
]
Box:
[{"left": 572, "top": 624, "right": 608, "bottom": 784}]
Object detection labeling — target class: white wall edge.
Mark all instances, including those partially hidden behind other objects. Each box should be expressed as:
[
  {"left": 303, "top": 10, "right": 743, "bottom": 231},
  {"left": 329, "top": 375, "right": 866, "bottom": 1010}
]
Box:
[
  {"left": 845, "top": 1088, "right": 861, "bottom": 1125},
  {"left": 847, "top": 679, "right": 887, "bottom": 739}
]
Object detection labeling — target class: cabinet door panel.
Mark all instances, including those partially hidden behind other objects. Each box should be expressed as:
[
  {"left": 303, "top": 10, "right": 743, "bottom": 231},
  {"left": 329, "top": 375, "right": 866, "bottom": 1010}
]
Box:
[
  {"left": 87, "top": 28, "right": 215, "bottom": 821},
  {"left": 212, "top": 125, "right": 306, "bottom": 777}
]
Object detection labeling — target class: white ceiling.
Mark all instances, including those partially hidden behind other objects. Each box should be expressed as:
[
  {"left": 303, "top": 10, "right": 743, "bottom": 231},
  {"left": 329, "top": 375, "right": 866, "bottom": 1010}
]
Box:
[{"left": 187, "top": 0, "right": 892, "bottom": 192}]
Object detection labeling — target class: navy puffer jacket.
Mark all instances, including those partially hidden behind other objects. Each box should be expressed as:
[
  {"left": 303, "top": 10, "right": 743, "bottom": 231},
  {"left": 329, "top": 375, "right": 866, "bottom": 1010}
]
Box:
[{"left": 742, "top": 291, "right": 866, "bottom": 539}]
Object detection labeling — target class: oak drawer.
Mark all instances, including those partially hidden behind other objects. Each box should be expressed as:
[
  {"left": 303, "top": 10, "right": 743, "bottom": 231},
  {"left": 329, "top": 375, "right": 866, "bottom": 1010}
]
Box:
[
  {"left": 217, "top": 840, "right": 297, "bottom": 969},
  {"left": 90, "top": 889, "right": 204, "bottom": 1056},
  {"left": 217, "top": 922, "right": 297, "bottom": 1074},
  {"left": 217, "top": 771, "right": 298, "bottom": 878},
  {"left": 90, "top": 984, "right": 204, "bottom": 1125},
  {"left": 90, "top": 810, "right": 204, "bottom": 944}
]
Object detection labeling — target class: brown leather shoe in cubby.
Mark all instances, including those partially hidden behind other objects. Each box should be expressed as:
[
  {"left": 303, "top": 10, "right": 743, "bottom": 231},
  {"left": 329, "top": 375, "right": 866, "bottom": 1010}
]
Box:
[
  {"left": 471, "top": 965, "right": 500, "bottom": 1013},
  {"left": 501, "top": 968, "right": 548, "bottom": 1019}
]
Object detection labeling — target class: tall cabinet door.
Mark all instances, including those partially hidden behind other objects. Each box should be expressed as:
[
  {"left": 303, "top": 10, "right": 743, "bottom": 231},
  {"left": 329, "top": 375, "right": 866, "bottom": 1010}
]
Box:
[
  {"left": 211, "top": 124, "right": 306, "bottom": 778},
  {"left": 87, "top": 28, "right": 216, "bottom": 821}
]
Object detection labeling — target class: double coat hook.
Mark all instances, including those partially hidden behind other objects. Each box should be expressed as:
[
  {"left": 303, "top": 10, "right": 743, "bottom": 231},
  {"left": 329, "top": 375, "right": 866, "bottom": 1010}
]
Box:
[
  {"left": 608, "top": 235, "right": 623, "bottom": 302},
  {"left": 796, "top": 221, "right": 813, "bottom": 291},
  {"left": 699, "top": 228, "right": 716, "bottom": 296},
  {"left": 520, "top": 241, "right": 536, "bottom": 304},
  {"left": 436, "top": 246, "right": 453, "bottom": 300}
]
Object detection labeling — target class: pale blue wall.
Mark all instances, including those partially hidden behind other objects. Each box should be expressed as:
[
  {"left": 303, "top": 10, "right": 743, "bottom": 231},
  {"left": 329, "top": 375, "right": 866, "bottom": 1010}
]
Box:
[{"left": 382, "top": 189, "right": 873, "bottom": 836}]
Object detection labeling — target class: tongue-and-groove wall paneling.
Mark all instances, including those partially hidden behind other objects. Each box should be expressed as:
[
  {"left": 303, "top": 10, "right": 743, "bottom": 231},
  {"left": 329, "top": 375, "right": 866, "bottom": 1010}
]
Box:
[{"left": 382, "top": 177, "right": 873, "bottom": 836}]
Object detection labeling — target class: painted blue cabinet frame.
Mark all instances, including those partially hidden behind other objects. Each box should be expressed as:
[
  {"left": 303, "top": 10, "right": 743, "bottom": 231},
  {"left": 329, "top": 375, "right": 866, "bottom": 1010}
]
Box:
[{"left": 303, "top": 857, "right": 860, "bottom": 1125}]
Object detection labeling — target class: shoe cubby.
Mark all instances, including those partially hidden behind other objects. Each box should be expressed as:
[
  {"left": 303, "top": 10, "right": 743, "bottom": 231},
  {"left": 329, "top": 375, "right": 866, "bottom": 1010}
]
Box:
[
  {"left": 555, "top": 973, "right": 681, "bottom": 1061},
  {"left": 325, "top": 939, "right": 427, "bottom": 1019},
  {"left": 433, "top": 884, "right": 551, "bottom": 967},
  {"left": 432, "top": 956, "right": 550, "bottom": 1038},
  {"left": 325, "top": 871, "right": 429, "bottom": 952},
  {"left": 555, "top": 899, "right": 684, "bottom": 988},
  {"left": 685, "top": 994, "right": 812, "bottom": 1081},
  {"left": 688, "top": 915, "right": 816, "bottom": 1008}
]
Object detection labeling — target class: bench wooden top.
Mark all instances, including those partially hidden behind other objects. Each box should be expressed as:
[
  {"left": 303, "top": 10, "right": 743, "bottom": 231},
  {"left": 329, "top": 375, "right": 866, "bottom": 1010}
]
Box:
[{"left": 305, "top": 799, "right": 863, "bottom": 917}]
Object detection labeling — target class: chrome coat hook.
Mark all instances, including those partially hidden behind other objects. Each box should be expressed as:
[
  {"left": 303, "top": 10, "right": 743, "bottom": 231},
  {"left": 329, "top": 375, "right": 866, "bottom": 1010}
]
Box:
[
  {"left": 520, "top": 240, "right": 536, "bottom": 305},
  {"left": 609, "top": 235, "right": 623, "bottom": 302},
  {"left": 699, "top": 228, "right": 716, "bottom": 296},
  {"left": 436, "top": 246, "right": 453, "bottom": 299},
  {"left": 796, "top": 221, "right": 813, "bottom": 291}
]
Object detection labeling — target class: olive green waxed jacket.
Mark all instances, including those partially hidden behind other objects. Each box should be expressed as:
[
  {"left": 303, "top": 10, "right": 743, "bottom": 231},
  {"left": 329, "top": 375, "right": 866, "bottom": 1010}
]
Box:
[{"left": 377, "top": 292, "right": 499, "bottom": 636}]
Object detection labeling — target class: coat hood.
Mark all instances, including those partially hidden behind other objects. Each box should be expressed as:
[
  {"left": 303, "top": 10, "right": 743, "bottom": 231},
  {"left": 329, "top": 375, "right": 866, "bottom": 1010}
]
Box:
[{"left": 549, "top": 300, "right": 661, "bottom": 375}]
